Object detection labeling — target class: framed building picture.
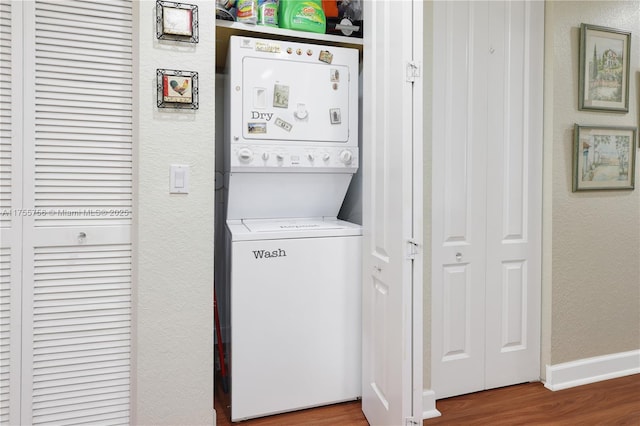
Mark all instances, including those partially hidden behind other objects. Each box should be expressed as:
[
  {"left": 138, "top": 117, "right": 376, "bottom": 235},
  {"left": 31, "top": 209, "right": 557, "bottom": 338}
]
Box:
[
  {"left": 578, "top": 23, "right": 631, "bottom": 112},
  {"left": 157, "top": 69, "right": 199, "bottom": 109},
  {"left": 573, "top": 125, "right": 636, "bottom": 191},
  {"left": 156, "top": 0, "right": 199, "bottom": 43}
]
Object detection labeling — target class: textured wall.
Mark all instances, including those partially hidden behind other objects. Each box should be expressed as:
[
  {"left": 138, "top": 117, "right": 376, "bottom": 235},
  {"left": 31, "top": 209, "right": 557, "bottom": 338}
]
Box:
[
  {"left": 544, "top": 0, "right": 640, "bottom": 366},
  {"left": 133, "top": 1, "right": 216, "bottom": 424}
]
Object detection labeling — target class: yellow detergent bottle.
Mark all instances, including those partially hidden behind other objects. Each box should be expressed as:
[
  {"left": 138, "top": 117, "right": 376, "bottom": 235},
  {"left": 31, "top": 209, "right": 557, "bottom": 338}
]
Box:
[{"left": 278, "top": 0, "right": 326, "bottom": 34}]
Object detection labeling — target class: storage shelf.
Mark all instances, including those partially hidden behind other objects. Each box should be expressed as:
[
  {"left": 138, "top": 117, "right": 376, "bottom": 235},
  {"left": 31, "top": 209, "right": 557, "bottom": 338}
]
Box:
[{"left": 215, "top": 19, "right": 363, "bottom": 72}]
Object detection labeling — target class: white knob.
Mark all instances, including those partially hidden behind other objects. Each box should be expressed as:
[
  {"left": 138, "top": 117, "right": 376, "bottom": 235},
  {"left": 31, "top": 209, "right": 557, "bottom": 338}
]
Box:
[
  {"left": 276, "top": 154, "right": 284, "bottom": 161},
  {"left": 339, "top": 150, "right": 353, "bottom": 164},
  {"left": 294, "top": 103, "right": 308, "bottom": 120},
  {"left": 323, "top": 153, "right": 330, "bottom": 161},
  {"left": 262, "top": 152, "right": 269, "bottom": 161},
  {"left": 237, "top": 147, "right": 253, "bottom": 163},
  {"left": 308, "top": 153, "right": 315, "bottom": 161}
]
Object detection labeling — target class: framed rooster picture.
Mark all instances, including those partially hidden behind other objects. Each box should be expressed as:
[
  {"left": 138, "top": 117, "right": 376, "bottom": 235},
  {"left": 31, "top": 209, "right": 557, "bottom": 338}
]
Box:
[{"left": 157, "top": 69, "right": 199, "bottom": 109}]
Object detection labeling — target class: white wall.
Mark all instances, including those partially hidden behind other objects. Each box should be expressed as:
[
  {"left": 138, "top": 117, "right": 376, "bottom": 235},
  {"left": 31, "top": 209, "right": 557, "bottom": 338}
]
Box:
[{"left": 133, "top": 1, "right": 216, "bottom": 424}]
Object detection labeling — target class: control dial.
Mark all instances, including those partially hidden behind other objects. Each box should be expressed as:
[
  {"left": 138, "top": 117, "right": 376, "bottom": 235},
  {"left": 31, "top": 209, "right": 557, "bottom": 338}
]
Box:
[
  {"left": 339, "top": 150, "right": 353, "bottom": 165},
  {"left": 237, "top": 147, "right": 253, "bottom": 163}
]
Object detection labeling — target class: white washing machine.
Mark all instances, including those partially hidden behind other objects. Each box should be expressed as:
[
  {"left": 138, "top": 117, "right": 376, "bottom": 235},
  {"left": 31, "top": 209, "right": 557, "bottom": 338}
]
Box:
[
  {"left": 223, "top": 36, "right": 361, "bottom": 421},
  {"left": 226, "top": 218, "right": 361, "bottom": 421}
]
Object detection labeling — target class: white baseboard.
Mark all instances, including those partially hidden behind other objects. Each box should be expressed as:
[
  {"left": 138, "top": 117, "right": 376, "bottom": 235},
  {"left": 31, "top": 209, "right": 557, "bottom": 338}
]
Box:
[
  {"left": 544, "top": 349, "right": 640, "bottom": 391},
  {"left": 422, "top": 389, "right": 441, "bottom": 419}
]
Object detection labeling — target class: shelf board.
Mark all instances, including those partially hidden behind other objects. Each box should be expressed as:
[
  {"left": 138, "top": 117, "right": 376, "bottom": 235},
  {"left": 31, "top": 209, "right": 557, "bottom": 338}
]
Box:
[{"left": 215, "top": 19, "right": 363, "bottom": 72}]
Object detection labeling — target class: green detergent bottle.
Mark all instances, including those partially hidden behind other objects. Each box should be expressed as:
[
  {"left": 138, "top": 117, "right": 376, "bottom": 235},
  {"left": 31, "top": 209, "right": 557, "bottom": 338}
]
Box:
[{"left": 278, "top": 0, "right": 326, "bottom": 34}]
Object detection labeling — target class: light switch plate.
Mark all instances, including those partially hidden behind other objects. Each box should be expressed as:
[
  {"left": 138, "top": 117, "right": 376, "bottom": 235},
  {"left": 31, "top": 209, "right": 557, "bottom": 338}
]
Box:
[{"left": 170, "top": 164, "right": 189, "bottom": 194}]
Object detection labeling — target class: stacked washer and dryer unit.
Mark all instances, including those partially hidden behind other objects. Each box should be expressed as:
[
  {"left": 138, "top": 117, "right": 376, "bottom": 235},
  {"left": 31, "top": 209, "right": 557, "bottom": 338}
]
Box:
[{"left": 223, "top": 36, "right": 362, "bottom": 421}]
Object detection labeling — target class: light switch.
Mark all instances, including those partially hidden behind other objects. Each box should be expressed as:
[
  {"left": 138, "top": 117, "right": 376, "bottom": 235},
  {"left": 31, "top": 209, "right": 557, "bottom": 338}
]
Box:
[{"left": 170, "top": 164, "right": 189, "bottom": 194}]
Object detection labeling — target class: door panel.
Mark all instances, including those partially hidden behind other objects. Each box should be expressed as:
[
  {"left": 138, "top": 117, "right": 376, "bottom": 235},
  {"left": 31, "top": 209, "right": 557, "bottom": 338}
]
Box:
[
  {"left": 0, "top": 1, "right": 23, "bottom": 423},
  {"left": 431, "top": 0, "right": 488, "bottom": 399},
  {"left": 484, "top": 0, "right": 543, "bottom": 390},
  {"left": 361, "top": 0, "right": 419, "bottom": 424},
  {"left": 18, "top": 1, "right": 133, "bottom": 423},
  {"left": 432, "top": 0, "right": 543, "bottom": 400}
]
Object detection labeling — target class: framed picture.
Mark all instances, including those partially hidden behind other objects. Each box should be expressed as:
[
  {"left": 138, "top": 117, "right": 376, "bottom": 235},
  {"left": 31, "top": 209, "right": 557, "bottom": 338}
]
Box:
[
  {"left": 579, "top": 23, "right": 631, "bottom": 112},
  {"left": 573, "top": 125, "right": 636, "bottom": 191},
  {"left": 156, "top": 0, "right": 199, "bottom": 43},
  {"left": 157, "top": 69, "right": 199, "bottom": 109}
]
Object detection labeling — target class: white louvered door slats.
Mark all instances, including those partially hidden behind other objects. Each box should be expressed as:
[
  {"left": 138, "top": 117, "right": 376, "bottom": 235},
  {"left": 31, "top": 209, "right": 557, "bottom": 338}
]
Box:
[
  {"left": 1, "top": 1, "right": 24, "bottom": 424},
  {"left": 0, "top": 248, "right": 10, "bottom": 425},
  {"left": 19, "top": 1, "right": 133, "bottom": 424},
  {"left": 0, "top": 0, "right": 10, "bottom": 230},
  {"left": 32, "top": 0, "right": 133, "bottom": 228},
  {"left": 30, "top": 240, "right": 132, "bottom": 425},
  {"left": 0, "top": 1, "right": 11, "bottom": 422}
]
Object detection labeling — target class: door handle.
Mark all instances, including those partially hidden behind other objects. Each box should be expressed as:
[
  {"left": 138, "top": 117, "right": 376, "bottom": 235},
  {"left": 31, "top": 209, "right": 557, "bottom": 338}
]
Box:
[{"left": 455, "top": 252, "right": 463, "bottom": 262}]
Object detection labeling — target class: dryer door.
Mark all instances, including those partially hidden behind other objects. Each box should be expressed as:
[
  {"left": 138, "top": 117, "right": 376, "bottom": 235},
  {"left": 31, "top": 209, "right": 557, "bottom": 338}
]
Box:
[{"left": 240, "top": 57, "right": 352, "bottom": 143}]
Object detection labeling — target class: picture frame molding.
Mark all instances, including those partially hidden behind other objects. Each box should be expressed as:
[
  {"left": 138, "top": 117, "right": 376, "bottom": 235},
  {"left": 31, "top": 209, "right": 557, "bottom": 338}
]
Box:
[
  {"left": 578, "top": 23, "right": 631, "bottom": 113},
  {"left": 156, "top": 0, "right": 199, "bottom": 43},
  {"left": 573, "top": 124, "right": 637, "bottom": 192},
  {"left": 157, "top": 69, "right": 199, "bottom": 110}
]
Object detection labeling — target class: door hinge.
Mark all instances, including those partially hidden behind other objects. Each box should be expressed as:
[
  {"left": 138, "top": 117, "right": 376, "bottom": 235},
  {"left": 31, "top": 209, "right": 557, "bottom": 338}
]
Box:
[
  {"left": 405, "top": 417, "right": 420, "bottom": 426},
  {"left": 406, "top": 61, "right": 421, "bottom": 82},
  {"left": 407, "top": 239, "right": 421, "bottom": 260}
]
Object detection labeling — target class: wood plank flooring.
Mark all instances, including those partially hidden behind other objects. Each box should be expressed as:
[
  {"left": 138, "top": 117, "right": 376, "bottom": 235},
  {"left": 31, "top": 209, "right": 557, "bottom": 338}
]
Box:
[{"left": 214, "top": 373, "right": 640, "bottom": 425}]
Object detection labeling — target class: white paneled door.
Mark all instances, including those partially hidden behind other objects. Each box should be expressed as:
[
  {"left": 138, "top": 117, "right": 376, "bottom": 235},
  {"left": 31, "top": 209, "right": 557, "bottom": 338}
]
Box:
[
  {"left": 361, "top": 1, "right": 423, "bottom": 425},
  {"left": 431, "top": 0, "right": 543, "bottom": 400},
  {"left": 2, "top": 1, "right": 133, "bottom": 424}
]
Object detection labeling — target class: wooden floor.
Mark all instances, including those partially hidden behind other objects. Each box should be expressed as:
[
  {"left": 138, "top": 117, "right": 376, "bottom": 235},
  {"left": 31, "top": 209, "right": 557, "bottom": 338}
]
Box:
[{"left": 215, "top": 373, "right": 640, "bottom": 425}]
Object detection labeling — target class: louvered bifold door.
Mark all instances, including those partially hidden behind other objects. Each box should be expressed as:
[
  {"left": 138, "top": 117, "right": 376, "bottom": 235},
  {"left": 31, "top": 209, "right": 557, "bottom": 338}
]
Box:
[
  {"left": 1, "top": 1, "right": 24, "bottom": 424},
  {"left": 20, "top": 1, "right": 133, "bottom": 424}
]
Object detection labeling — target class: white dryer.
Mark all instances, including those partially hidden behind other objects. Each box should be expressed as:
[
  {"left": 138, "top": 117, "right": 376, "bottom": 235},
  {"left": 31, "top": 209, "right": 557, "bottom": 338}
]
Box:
[
  {"left": 224, "top": 35, "right": 359, "bottom": 220},
  {"left": 223, "top": 36, "right": 362, "bottom": 421}
]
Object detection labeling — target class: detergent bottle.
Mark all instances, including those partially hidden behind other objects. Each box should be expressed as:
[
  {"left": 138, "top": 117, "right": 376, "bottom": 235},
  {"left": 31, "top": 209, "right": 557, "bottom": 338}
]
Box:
[{"left": 278, "top": 0, "right": 326, "bottom": 34}]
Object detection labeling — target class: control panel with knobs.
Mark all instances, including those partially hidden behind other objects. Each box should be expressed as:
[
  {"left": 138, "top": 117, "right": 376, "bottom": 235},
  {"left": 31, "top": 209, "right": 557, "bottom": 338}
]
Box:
[{"left": 231, "top": 145, "right": 357, "bottom": 170}]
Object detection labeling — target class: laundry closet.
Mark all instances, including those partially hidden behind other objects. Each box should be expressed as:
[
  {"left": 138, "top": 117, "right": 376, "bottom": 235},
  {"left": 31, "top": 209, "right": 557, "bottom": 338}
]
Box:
[{"left": 213, "top": 12, "right": 365, "bottom": 423}]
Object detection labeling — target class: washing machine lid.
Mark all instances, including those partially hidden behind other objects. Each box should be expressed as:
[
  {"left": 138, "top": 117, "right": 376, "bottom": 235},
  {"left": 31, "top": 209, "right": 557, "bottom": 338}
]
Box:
[
  {"left": 227, "top": 217, "right": 362, "bottom": 241},
  {"left": 243, "top": 218, "right": 346, "bottom": 232}
]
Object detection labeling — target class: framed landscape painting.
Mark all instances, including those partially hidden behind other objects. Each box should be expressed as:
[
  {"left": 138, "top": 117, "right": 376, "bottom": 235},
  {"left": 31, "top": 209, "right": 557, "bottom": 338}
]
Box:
[
  {"left": 573, "top": 125, "right": 636, "bottom": 191},
  {"left": 578, "top": 24, "right": 631, "bottom": 112}
]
